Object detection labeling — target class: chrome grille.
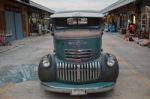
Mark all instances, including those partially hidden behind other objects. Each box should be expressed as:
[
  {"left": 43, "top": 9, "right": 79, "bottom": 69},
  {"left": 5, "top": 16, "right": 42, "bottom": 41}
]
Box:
[
  {"left": 64, "top": 49, "right": 93, "bottom": 62},
  {"left": 56, "top": 61, "right": 101, "bottom": 83}
]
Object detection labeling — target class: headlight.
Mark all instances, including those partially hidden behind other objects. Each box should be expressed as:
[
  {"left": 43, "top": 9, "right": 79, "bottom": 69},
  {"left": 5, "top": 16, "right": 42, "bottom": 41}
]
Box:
[
  {"left": 106, "top": 56, "right": 115, "bottom": 67},
  {"left": 42, "top": 58, "right": 50, "bottom": 68}
]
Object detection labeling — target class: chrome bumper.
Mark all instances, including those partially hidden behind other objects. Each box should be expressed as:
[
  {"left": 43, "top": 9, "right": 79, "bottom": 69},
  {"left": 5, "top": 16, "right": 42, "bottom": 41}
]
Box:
[{"left": 41, "top": 82, "right": 115, "bottom": 95}]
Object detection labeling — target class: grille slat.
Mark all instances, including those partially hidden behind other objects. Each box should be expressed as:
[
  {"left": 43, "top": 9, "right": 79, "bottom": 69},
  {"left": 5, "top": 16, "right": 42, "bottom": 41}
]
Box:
[
  {"left": 57, "top": 63, "right": 59, "bottom": 79},
  {"left": 89, "top": 63, "right": 92, "bottom": 80},
  {"left": 64, "top": 63, "right": 66, "bottom": 80},
  {"left": 82, "top": 64, "right": 84, "bottom": 82},
  {"left": 57, "top": 61, "right": 101, "bottom": 83},
  {"left": 95, "top": 62, "right": 98, "bottom": 78},
  {"left": 59, "top": 62, "right": 63, "bottom": 80},
  {"left": 68, "top": 64, "right": 70, "bottom": 81},
  {"left": 74, "top": 64, "right": 76, "bottom": 82},
  {"left": 92, "top": 63, "right": 94, "bottom": 80},
  {"left": 86, "top": 63, "right": 89, "bottom": 81},
  {"left": 98, "top": 62, "right": 101, "bottom": 79},
  {"left": 83, "top": 64, "right": 85, "bottom": 81},
  {"left": 62, "top": 63, "right": 65, "bottom": 80},
  {"left": 71, "top": 64, "right": 73, "bottom": 81}
]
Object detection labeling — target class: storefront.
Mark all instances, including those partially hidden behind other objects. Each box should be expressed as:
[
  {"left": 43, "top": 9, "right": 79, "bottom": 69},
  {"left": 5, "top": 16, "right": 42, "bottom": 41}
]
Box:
[
  {"left": 101, "top": 0, "right": 136, "bottom": 33},
  {"left": 0, "top": 0, "right": 29, "bottom": 41},
  {"left": 28, "top": 8, "right": 41, "bottom": 34},
  {"left": 28, "top": 1, "right": 54, "bottom": 36},
  {"left": 0, "top": 0, "right": 54, "bottom": 43},
  {"left": 28, "top": 8, "right": 51, "bottom": 35},
  {"left": 135, "top": 0, "right": 150, "bottom": 39},
  {"left": 141, "top": 5, "right": 150, "bottom": 39}
]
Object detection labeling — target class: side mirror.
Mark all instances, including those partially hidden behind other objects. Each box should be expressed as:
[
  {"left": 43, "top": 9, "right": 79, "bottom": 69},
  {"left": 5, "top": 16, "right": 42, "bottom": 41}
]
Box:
[
  {"left": 100, "top": 26, "right": 104, "bottom": 35},
  {"left": 50, "top": 24, "right": 54, "bottom": 36},
  {"left": 51, "top": 32, "right": 54, "bottom": 36},
  {"left": 100, "top": 30, "right": 104, "bottom": 36},
  {"left": 101, "top": 31, "right": 104, "bottom": 35}
]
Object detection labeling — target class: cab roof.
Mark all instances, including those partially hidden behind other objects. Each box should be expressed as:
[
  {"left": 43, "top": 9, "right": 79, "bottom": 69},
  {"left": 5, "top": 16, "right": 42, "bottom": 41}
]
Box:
[{"left": 51, "top": 10, "right": 103, "bottom": 18}]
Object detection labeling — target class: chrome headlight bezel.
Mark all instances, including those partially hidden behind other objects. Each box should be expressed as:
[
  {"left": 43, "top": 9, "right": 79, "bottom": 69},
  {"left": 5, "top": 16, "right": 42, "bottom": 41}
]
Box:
[
  {"left": 42, "top": 57, "right": 51, "bottom": 68},
  {"left": 106, "top": 55, "right": 116, "bottom": 67}
]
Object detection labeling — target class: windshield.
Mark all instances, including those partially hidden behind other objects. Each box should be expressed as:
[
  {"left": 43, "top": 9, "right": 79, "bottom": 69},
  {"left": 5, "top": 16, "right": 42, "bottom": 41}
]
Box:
[{"left": 53, "top": 18, "right": 101, "bottom": 30}]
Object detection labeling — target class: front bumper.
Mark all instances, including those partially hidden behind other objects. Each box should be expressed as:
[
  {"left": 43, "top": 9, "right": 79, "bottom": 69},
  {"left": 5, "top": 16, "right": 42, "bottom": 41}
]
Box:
[{"left": 41, "top": 82, "right": 115, "bottom": 95}]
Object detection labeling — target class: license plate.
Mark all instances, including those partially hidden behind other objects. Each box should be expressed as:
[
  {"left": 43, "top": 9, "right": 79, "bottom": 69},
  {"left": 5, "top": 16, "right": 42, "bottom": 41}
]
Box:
[{"left": 71, "top": 89, "right": 86, "bottom": 95}]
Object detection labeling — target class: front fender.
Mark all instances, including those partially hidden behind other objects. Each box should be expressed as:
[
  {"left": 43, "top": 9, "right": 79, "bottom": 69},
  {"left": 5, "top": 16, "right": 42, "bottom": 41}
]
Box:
[
  {"left": 38, "top": 54, "right": 56, "bottom": 82},
  {"left": 100, "top": 53, "right": 119, "bottom": 82}
]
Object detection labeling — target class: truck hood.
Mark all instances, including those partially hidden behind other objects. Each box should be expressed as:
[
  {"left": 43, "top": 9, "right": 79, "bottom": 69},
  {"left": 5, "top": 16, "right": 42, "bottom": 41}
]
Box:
[{"left": 54, "top": 37, "right": 101, "bottom": 62}]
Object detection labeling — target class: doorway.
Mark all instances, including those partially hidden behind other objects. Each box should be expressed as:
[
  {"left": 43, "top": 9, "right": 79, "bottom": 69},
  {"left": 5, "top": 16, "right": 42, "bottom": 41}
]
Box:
[{"left": 5, "top": 10, "right": 24, "bottom": 41}]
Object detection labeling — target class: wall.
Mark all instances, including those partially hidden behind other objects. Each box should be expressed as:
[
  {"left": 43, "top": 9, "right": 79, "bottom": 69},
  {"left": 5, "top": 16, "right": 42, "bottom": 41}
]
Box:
[
  {"left": 0, "top": 0, "right": 29, "bottom": 37},
  {"left": 0, "top": 2, "right": 5, "bottom": 33},
  {"left": 108, "top": 2, "right": 136, "bottom": 30}
]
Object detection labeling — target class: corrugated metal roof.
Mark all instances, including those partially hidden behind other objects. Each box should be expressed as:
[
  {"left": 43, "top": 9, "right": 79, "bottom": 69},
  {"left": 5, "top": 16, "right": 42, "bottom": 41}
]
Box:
[
  {"left": 100, "top": 0, "right": 136, "bottom": 14},
  {"left": 51, "top": 11, "right": 103, "bottom": 18},
  {"left": 30, "top": 1, "right": 55, "bottom": 13},
  {"left": 15, "top": 0, "right": 55, "bottom": 13}
]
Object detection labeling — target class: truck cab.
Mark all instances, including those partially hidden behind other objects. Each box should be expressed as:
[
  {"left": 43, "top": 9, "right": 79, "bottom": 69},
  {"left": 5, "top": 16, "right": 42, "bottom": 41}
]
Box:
[{"left": 38, "top": 11, "right": 119, "bottom": 95}]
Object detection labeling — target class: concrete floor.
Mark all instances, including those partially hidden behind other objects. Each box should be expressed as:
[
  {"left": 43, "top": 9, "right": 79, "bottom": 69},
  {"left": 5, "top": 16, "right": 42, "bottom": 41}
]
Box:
[
  {"left": 0, "top": 33, "right": 150, "bottom": 99},
  {"left": 0, "top": 35, "right": 54, "bottom": 67}
]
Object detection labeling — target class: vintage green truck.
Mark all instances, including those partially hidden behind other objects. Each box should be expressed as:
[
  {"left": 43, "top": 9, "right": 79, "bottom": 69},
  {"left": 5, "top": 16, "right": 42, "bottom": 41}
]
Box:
[{"left": 38, "top": 11, "right": 119, "bottom": 95}]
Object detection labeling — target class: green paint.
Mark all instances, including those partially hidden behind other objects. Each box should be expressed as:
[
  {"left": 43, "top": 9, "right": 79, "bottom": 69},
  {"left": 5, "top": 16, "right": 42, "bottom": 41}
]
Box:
[
  {"left": 43, "top": 82, "right": 114, "bottom": 88},
  {"left": 54, "top": 37, "right": 101, "bottom": 61}
]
